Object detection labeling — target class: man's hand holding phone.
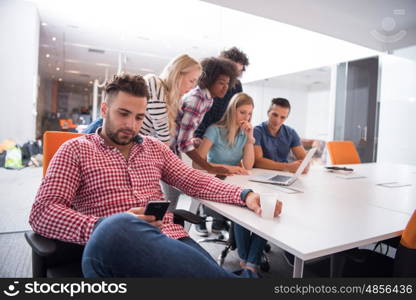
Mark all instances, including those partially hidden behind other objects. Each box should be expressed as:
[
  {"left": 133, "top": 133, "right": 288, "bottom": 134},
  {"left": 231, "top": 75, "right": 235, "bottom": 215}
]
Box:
[{"left": 127, "top": 201, "right": 170, "bottom": 229}]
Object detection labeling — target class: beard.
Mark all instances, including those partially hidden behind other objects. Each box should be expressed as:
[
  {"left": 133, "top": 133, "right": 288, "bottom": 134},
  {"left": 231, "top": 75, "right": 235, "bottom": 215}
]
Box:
[{"left": 104, "top": 114, "right": 135, "bottom": 146}]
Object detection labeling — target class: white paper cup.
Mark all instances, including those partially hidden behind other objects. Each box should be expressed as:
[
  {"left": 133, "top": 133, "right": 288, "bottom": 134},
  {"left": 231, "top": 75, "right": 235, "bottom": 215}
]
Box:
[{"left": 260, "top": 193, "right": 278, "bottom": 219}]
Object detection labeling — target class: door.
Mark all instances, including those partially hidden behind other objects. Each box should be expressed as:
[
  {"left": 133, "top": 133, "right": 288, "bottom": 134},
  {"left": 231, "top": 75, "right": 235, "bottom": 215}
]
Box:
[{"left": 334, "top": 56, "right": 379, "bottom": 163}]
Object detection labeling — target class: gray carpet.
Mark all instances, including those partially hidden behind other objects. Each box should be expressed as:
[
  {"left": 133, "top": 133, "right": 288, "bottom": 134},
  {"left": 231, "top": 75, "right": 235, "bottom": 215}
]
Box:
[
  {"left": 0, "top": 167, "right": 41, "bottom": 233},
  {"left": 0, "top": 232, "right": 32, "bottom": 277}
]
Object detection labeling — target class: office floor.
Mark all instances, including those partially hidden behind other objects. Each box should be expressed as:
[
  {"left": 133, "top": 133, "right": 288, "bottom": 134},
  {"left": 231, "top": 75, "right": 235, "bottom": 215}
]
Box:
[{"left": 0, "top": 166, "right": 324, "bottom": 278}]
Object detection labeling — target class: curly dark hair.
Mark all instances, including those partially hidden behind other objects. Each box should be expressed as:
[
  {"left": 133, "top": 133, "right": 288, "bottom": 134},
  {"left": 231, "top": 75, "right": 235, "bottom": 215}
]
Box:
[
  {"left": 105, "top": 73, "right": 149, "bottom": 104},
  {"left": 198, "top": 57, "right": 238, "bottom": 90},
  {"left": 220, "top": 47, "right": 249, "bottom": 71}
]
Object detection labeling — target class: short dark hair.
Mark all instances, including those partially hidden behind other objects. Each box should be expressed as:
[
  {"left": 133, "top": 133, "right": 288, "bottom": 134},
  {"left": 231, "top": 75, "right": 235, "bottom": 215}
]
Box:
[
  {"left": 268, "top": 98, "right": 291, "bottom": 112},
  {"left": 198, "top": 57, "right": 238, "bottom": 90},
  {"left": 220, "top": 47, "right": 249, "bottom": 71},
  {"left": 105, "top": 73, "right": 149, "bottom": 105}
]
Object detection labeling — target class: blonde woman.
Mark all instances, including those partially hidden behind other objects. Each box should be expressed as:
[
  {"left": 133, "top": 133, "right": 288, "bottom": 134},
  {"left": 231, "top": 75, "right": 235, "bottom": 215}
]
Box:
[
  {"left": 197, "top": 93, "right": 271, "bottom": 273},
  {"left": 83, "top": 54, "right": 201, "bottom": 145},
  {"left": 196, "top": 92, "right": 255, "bottom": 174}
]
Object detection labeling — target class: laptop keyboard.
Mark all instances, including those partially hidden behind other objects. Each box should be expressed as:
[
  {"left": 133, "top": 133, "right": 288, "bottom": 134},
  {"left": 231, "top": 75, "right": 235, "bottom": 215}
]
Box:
[{"left": 269, "top": 174, "right": 291, "bottom": 182}]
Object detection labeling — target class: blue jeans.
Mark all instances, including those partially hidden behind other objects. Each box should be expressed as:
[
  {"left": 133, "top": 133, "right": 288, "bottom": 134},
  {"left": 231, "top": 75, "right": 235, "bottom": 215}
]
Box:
[
  {"left": 233, "top": 223, "right": 267, "bottom": 268},
  {"left": 82, "top": 213, "right": 257, "bottom": 278}
]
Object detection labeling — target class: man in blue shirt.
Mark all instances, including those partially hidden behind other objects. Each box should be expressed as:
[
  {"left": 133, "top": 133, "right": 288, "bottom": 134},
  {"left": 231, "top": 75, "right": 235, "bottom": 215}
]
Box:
[
  {"left": 254, "top": 97, "right": 307, "bottom": 266},
  {"left": 254, "top": 98, "right": 307, "bottom": 172}
]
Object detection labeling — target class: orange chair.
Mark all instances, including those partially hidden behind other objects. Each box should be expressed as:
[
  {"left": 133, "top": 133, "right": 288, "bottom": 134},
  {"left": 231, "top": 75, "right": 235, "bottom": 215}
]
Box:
[
  {"left": 43, "top": 131, "right": 85, "bottom": 176},
  {"left": 394, "top": 210, "right": 416, "bottom": 276},
  {"left": 326, "top": 140, "right": 361, "bottom": 165},
  {"left": 59, "top": 119, "right": 77, "bottom": 130}
]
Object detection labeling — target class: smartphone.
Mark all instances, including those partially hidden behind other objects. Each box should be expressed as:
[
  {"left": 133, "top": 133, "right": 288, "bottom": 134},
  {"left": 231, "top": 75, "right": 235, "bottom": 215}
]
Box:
[{"left": 144, "top": 201, "right": 170, "bottom": 220}]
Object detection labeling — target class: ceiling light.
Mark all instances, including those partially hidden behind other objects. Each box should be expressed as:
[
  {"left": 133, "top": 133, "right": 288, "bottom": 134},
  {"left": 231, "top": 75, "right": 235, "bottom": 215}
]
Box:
[
  {"left": 88, "top": 48, "right": 105, "bottom": 54},
  {"left": 66, "top": 70, "right": 81, "bottom": 74},
  {"left": 52, "top": 37, "right": 57, "bottom": 41},
  {"left": 41, "top": 22, "right": 47, "bottom": 26},
  {"left": 58, "top": 78, "right": 63, "bottom": 82},
  {"left": 45, "top": 53, "right": 50, "bottom": 58},
  {"left": 89, "top": 81, "right": 93, "bottom": 84},
  {"left": 136, "top": 35, "right": 150, "bottom": 41},
  {"left": 140, "top": 68, "right": 154, "bottom": 73},
  {"left": 56, "top": 67, "right": 60, "bottom": 71},
  {"left": 95, "top": 63, "right": 111, "bottom": 67}
]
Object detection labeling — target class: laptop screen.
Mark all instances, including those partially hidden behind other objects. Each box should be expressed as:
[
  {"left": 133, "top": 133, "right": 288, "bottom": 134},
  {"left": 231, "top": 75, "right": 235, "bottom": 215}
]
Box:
[{"left": 293, "top": 148, "right": 317, "bottom": 178}]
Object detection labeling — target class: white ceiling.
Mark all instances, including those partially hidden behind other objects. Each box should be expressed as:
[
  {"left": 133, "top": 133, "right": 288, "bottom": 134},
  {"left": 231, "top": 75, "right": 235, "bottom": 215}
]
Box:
[
  {"left": 29, "top": 0, "right": 399, "bottom": 87},
  {"left": 203, "top": 0, "right": 416, "bottom": 53},
  {"left": 34, "top": 0, "right": 234, "bottom": 85},
  {"left": 253, "top": 67, "right": 332, "bottom": 89}
]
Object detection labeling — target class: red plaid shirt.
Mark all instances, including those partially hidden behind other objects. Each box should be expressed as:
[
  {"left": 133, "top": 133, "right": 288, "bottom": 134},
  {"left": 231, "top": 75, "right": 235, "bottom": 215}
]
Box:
[
  {"left": 174, "top": 86, "right": 213, "bottom": 153},
  {"left": 29, "top": 134, "right": 245, "bottom": 245}
]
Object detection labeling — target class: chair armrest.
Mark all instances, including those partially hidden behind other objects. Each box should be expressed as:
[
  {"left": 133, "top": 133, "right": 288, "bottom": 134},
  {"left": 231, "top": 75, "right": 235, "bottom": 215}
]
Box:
[
  {"left": 173, "top": 209, "right": 204, "bottom": 226},
  {"left": 24, "top": 231, "right": 57, "bottom": 257}
]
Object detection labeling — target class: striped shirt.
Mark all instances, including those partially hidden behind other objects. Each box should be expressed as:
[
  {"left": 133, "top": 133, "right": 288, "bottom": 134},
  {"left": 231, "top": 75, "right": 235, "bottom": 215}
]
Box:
[
  {"left": 174, "top": 86, "right": 214, "bottom": 153},
  {"left": 29, "top": 134, "right": 245, "bottom": 245},
  {"left": 140, "top": 74, "right": 170, "bottom": 143}
]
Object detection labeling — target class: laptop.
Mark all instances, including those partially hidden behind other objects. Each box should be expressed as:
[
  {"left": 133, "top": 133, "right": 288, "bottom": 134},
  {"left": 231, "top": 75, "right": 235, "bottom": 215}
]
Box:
[{"left": 249, "top": 147, "right": 317, "bottom": 186}]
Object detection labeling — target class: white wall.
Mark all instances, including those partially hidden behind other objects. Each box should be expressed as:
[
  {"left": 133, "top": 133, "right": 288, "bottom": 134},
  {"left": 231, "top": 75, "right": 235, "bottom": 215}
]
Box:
[
  {"left": 377, "top": 55, "right": 416, "bottom": 165},
  {"left": 305, "top": 84, "right": 331, "bottom": 140},
  {"left": 243, "top": 80, "right": 331, "bottom": 140},
  {"left": 243, "top": 81, "right": 309, "bottom": 136},
  {"left": 0, "top": 0, "right": 39, "bottom": 144}
]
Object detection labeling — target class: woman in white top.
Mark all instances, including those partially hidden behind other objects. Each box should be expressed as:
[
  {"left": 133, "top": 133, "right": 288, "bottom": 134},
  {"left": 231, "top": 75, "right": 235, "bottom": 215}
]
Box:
[{"left": 83, "top": 54, "right": 202, "bottom": 145}]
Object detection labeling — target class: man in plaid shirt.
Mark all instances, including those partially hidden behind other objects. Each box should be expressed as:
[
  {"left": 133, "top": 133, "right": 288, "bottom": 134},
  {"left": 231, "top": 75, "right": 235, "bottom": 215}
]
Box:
[{"left": 29, "top": 73, "right": 282, "bottom": 278}]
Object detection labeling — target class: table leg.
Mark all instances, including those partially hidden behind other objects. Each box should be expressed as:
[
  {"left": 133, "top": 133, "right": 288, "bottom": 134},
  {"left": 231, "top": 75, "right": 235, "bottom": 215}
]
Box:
[
  {"left": 330, "top": 253, "right": 346, "bottom": 277},
  {"left": 293, "top": 257, "right": 304, "bottom": 278}
]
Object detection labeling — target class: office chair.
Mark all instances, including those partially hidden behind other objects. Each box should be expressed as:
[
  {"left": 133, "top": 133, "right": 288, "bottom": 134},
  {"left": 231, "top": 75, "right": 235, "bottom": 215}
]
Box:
[
  {"left": 198, "top": 218, "right": 271, "bottom": 272},
  {"left": 305, "top": 217, "right": 415, "bottom": 278},
  {"left": 42, "top": 131, "right": 84, "bottom": 177},
  {"left": 337, "top": 210, "right": 416, "bottom": 277},
  {"left": 394, "top": 210, "right": 416, "bottom": 276},
  {"left": 25, "top": 131, "right": 204, "bottom": 277},
  {"left": 326, "top": 140, "right": 361, "bottom": 165}
]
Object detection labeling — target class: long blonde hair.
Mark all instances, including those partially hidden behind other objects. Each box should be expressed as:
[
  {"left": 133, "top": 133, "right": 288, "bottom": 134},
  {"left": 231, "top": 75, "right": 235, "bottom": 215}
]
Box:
[
  {"left": 217, "top": 92, "right": 254, "bottom": 145},
  {"left": 159, "top": 54, "right": 201, "bottom": 135}
]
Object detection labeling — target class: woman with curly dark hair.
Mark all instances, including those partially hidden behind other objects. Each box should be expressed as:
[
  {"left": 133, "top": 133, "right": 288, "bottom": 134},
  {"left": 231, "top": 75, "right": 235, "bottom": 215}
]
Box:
[
  {"left": 174, "top": 57, "right": 238, "bottom": 171},
  {"left": 162, "top": 57, "right": 238, "bottom": 209}
]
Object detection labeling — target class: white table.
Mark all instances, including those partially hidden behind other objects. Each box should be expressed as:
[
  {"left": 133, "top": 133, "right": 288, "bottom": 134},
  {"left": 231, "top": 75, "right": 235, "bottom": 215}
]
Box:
[{"left": 192, "top": 163, "right": 416, "bottom": 277}]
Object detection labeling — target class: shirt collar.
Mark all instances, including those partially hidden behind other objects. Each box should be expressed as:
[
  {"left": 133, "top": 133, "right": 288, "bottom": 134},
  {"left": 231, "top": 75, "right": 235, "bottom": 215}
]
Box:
[
  {"left": 264, "top": 121, "right": 283, "bottom": 138},
  {"left": 199, "top": 86, "right": 212, "bottom": 100}
]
